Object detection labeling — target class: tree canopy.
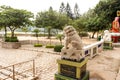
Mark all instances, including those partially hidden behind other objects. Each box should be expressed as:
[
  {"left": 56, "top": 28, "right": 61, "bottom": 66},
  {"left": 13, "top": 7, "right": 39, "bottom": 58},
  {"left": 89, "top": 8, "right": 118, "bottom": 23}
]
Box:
[
  {"left": 74, "top": 3, "right": 80, "bottom": 19},
  {"left": 0, "top": 5, "right": 34, "bottom": 37},
  {"left": 94, "top": 0, "right": 120, "bottom": 25},
  {"left": 35, "top": 6, "right": 69, "bottom": 38}
]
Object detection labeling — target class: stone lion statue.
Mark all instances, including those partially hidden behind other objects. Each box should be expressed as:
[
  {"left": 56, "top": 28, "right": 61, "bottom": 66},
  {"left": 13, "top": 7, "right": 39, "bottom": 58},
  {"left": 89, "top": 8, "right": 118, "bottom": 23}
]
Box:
[
  {"left": 61, "top": 26, "right": 84, "bottom": 61},
  {"left": 63, "top": 26, "right": 83, "bottom": 49},
  {"left": 103, "top": 30, "right": 111, "bottom": 42}
]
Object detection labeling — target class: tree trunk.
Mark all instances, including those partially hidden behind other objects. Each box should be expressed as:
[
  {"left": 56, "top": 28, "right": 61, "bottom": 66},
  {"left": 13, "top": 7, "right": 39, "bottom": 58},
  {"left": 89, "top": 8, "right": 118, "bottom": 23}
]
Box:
[
  {"left": 4, "top": 26, "right": 7, "bottom": 37},
  {"left": 36, "top": 33, "right": 39, "bottom": 44},
  {"left": 56, "top": 29, "right": 58, "bottom": 35},
  {"left": 48, "top": 28, "right": 51, "bottom": 39},
  {"left": 44, "top": 28, "right": 45, "bottom": 37},
  {"left": 11, "top": 30, "right": 15, "bottom": 37},
  {"left": 37, "top": 37, "right": 39, "bottom": 44},
  {"left": 60, "top": 40, "right": 62, "bottom": 45},
  {"left": 92, "top": 31, "right": 96, "bottom": 38},
  {"left": 97, "top": 31, "right": 99, "bottom": 39}
]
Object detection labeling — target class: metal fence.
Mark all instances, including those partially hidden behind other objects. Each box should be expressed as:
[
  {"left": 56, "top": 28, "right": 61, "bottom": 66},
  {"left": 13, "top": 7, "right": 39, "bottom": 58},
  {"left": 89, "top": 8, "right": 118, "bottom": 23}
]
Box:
[{"left": 0, "top": 59, "right": 36, "bottom": 80}]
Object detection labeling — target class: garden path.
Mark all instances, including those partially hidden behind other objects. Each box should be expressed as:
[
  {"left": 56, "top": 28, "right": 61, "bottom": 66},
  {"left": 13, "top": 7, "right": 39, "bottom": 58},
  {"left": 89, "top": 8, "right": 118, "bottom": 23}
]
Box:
[{"left": 0, "top": 37, "right": 120, "bottom": 80}]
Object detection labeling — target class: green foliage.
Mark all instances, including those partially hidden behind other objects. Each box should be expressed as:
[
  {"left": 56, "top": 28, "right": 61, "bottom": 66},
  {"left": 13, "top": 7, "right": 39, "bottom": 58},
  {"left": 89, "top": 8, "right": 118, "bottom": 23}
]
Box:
[
  {"left": 85, "top": 16, "right": 101, "bottom": 31},
  {"left": 59, "top": 2, "right": 66, "bottom": 14},
  {"left": 66, "top": 3, "right": 73, "bottom": 19},
  {"left": 59, "top": 2, "right": 81, "bottom": 20},
  {"left": 83, "top": 9, "right": 108, "bottom": 38},
  {"left": 74, "top": 3, "right": 80, "bottom": 19},
  {"left": 34, "top": 44, "right": 43, "bottom": 47},
  {"left": 72, "top": 18, "right": 86, "bottom": 33},
  {"left": 33, "top": 29, "right": 40, "bottom": 37},
  {"left": 46, "top": 26, "right": 52, "bottom": 39},
  {"left": 56, "top": 34, "right": 63, "bottom": 45},
  {"left": 35, "top": 8, "right": 57, "bottom": 28},
  {"left": 0, "top": 5, "right": 34, "bottom": 37},
  {"left": 45, "top": 45, "right": 54, "bottom": 48},
  {"left": 35, "top": 8, "right": 57, "bottom": 38},
  {"left": 56, "top": 13, "right": 70, "bottom": 29},
  {"left": 35, "top": 7, "right": 69, "bottom": 30},
  {"left": 54, "top": 45, "right": 64, "bottom": 52},
  {"left": 21, "top": 27, "right": 29, "bottom": 33},
  {"left": 35, "top": 7, "right": 70, "bottom": 38},
  {"left": 5, "top": 37, "right": 19, "bottom": 42},
  {"left": 94, "top": 0, "right": 120, "bottom": 26},
  {"left": 97, "top": 36, "right": 101, "bottom": 41}
]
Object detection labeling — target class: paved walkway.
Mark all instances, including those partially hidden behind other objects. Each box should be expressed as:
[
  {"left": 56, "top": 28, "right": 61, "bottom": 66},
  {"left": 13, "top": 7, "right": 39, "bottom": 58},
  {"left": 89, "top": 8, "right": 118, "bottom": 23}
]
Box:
[
  {"left": 0, "top": 44, "right": 60, "bottom": 80},
  {"left": 0, "top": 37, "right": 120, "bottom": 80},
  {"left": 88, "top": 47, "right": 120, "bottom": 80}
]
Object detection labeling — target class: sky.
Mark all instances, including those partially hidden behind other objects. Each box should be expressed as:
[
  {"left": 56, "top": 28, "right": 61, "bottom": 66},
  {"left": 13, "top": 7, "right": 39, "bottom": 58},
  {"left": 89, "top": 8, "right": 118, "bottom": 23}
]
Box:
[{"left": 0, "top": 0, "right": 100, "bottom": 15}]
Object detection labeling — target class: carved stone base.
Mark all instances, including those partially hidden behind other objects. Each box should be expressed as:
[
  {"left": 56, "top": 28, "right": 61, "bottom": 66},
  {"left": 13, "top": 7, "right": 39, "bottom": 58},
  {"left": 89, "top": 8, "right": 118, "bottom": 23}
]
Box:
[
  {"left": 55, "top": 71, "right": 89, "bottom": 80},
  {"left": 2, "top": 41, "right": 21, "bottom": 49},
  {"left": 61, "top": 47, "right": 84, "bottom": 61},
  {"left": 103, "top": 41, "right": 113, "bottom": 50},
  {"left": 56, "top": 59, "right": 88, "bottom": 80}
]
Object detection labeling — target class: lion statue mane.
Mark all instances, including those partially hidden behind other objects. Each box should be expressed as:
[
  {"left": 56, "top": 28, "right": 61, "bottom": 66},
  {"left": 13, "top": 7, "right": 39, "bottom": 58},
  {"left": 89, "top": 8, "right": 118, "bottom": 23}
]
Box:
[{"left": 61, "top": 26, "right": 84, "bottom": 61}]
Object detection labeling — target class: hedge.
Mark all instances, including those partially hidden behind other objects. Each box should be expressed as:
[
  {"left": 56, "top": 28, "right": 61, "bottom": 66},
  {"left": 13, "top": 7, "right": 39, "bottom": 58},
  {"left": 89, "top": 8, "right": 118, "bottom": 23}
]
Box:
[{"left": 54, "top": 45, "right": 64, "bottom": 52}]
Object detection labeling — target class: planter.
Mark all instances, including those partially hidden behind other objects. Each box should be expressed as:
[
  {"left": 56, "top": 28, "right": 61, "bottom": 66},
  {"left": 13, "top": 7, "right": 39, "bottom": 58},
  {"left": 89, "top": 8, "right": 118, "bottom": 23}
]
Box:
[{"left": 2, "top": 41, "right": 21, "bottom": 49}]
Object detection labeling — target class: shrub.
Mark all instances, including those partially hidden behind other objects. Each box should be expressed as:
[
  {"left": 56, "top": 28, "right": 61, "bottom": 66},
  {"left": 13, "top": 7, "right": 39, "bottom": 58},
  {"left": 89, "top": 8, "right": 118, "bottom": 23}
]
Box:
[
  {"left": 5, "top": 37, "right": 10, "bottom": 42},
  {"left": 45, "top": 45, "right": 54, "bottom": 48},
  {"left": 97, "top": 36, "right": 101, "bottom": 41},
  {"left": 5, "top": 37, "right": 19, "bottom": 42},
  {"left": 34, "top": 44, "right": 43, "bottom": 47},
  {"left": 54, "top": 45, "right": 64, "bottom": 52}
]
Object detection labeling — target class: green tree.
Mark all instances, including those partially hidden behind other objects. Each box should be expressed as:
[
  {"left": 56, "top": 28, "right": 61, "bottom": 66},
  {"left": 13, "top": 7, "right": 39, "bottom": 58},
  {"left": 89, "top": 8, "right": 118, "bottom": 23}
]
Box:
[
  {"left": 74, "top": 3, "right": 80, "bottom": 19},
  {"left": 66, "top": 3, "right": 73, "bottom": 19},
  {"left": 72, "top": 17, "right": 85, "bottom": 35},
  {"left": 0, "top": 5, "right": 33, "bottom": 38},
  {"left": 94, "top": 0, "right": 120, "bottom": 27},
  {"left": 33, "top": 28, "right": 40, "bottom": 43},
  {"left": 59, "top": 2, "right": 66, "bottom": 14},
  {"left": 35, "top": 7, "right": 69, "bottom": 38},
  {"left": 0, "top": 5, "right": 11, "bottom": 37},
  {"left": 35, "top": 6, "right": 57, "bottom": 39},
  {"left": 55, "top": 13, "right": 69, "bottom": 30},
  {"left": 79, "top": 8, "right": 108, "bottom": 38}
]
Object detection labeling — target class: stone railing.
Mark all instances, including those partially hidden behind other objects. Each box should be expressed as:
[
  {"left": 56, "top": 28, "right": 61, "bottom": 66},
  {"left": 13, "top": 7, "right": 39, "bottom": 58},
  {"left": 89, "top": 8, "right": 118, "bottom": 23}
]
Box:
[
  {"left": 83, "top": 32, "right": 120, "bottom": 57},
  {"left": 83, "top": 39, "right": 104, "bottom": 59}
]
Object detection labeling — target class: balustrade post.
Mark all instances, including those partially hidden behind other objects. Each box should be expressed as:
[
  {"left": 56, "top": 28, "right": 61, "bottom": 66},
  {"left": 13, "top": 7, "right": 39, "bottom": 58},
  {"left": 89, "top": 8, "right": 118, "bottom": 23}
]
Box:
[
  {"left": 33, "top": 60, "right": 35, "bottom": 77},
  {"left": 13, "top": 65, "right": 15, "bottom": 80}
]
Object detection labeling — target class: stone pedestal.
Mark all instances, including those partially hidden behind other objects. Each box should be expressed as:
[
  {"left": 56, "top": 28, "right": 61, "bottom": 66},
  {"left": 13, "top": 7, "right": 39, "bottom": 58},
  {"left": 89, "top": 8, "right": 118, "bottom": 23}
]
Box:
[
  {"left": 2, "top": 41, "right": 21, "bottom": 49},
  {"left": 55, "top": 59, "right": 89, "bottom": 80},
  {"left": 103, "top": 41, "right": 113, "bottom": 50}
]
